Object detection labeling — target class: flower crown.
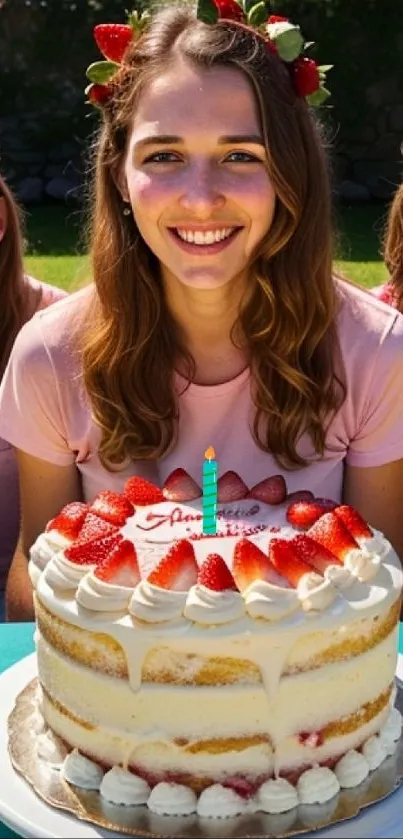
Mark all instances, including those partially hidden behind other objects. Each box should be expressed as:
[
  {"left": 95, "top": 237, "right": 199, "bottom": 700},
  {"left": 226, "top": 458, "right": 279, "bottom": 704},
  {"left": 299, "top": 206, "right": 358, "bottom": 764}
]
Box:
[{"left": 85, "top": 0, "right": 332, "bottom": 109}]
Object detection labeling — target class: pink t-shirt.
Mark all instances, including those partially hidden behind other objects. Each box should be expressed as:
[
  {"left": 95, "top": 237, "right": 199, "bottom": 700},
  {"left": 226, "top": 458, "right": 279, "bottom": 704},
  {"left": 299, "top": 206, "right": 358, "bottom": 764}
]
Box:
[
  {"left": 0, "top": 276, "right": 67, "bottom": 587},
  {"left": 1, "top": 280, "right": 403, "bottom": 542}
]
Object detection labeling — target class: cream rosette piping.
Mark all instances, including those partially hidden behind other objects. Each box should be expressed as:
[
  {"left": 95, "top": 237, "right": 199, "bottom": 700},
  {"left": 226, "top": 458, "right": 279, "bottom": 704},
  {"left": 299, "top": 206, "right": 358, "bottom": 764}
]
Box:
[
  {"left": 129, "top": 580, "right": 188, "bottom": 623},
  {"left": 297, "top": 572, "right": 337, "bottom": 612},
  {"left": 43, "top": 552, "right": 92, "bottom": 591},
  {"left": 183, "top": 584, "right": 245, "bottom": 624},
  {"left": 244, "top": 580, "right": 299, "bottom": 621},
  {"left": 76, "top": 571, "right": 134, "bottom": 612},
  {"left": 29, "top": 531, "right": 71, "bottom": 588}
]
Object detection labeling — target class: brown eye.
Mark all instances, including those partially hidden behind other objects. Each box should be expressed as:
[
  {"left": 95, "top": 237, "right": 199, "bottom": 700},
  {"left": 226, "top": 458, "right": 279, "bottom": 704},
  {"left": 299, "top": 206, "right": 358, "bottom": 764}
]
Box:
[
  {"left": 225, "top": 151, "right": 261, "bottom": 163},
  {"left": 143, "top": 152, "right": 181, "bottom": 163}
]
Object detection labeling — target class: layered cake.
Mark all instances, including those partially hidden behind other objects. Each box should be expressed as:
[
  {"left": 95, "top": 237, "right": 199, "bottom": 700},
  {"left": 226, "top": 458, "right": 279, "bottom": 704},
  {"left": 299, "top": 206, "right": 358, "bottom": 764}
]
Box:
[{"left": 28, "top": 467, "right": 403, "bottom": 818}]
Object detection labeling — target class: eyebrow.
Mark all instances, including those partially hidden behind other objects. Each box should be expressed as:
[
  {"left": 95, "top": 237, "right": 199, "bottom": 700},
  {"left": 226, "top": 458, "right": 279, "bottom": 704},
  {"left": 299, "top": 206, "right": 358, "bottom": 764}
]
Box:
[{"left": 135, "top": 133, "right": 265, "bottom": 148}]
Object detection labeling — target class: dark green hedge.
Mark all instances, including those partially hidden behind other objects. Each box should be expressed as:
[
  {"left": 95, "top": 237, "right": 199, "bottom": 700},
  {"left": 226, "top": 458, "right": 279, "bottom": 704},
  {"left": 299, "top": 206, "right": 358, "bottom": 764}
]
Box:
[{"left": 0, "top": 0, "right": 401, "bottom": 166}]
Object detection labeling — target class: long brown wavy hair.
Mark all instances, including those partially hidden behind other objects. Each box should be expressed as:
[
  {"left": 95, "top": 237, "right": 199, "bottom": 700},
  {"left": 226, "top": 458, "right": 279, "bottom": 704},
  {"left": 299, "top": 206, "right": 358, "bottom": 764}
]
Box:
[
  {"left": 0, "top": 174, "right": 36, "bottom": 378},
  {"left": 383, "top": 183, "right": 403, "bottom": 312},
  {"left": 82, "top": 4, "right": 345, "bottom": 470}
]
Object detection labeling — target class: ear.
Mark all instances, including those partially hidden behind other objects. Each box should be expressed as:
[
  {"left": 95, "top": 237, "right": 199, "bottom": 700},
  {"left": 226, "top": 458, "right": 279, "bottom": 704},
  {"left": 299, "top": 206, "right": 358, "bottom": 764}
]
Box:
[
  {"left": 0, "top": 197, "right": 7, "bottom": 242},
  {"left": 112, "top": 166, "right": 130, "bottom": 204}
]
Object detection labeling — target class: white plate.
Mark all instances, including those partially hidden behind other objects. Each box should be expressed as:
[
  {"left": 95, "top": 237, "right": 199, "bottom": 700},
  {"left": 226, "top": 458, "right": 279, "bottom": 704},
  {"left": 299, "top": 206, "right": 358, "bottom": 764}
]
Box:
[{"left": 1, "top": 654, "right": 403, "bottom": 839}]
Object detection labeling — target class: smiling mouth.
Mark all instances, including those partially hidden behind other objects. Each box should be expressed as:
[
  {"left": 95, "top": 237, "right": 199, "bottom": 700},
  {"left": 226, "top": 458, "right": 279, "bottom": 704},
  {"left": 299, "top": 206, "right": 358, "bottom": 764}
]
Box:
[{"left": 169, "top": 227, "right": 241, "bottom": 246}]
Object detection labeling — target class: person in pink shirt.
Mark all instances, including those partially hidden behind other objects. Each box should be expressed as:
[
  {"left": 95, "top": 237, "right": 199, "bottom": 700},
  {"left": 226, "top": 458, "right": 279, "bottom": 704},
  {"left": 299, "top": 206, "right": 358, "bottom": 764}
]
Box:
[
  {"left": 1, "top": 4, "right": 403, "bottom": 622},
  {"left": 0, "top": 174, "right": 67, "bottom": 618},
  {"left": 372, "top": 183, "right": 403, "bottom": 309}
]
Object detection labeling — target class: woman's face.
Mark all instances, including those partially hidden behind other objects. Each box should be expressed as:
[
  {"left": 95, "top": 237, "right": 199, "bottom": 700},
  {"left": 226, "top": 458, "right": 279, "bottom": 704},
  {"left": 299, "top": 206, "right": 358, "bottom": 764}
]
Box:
[{"left": 123, "top": 58, "right": 276, "bottom": 291}]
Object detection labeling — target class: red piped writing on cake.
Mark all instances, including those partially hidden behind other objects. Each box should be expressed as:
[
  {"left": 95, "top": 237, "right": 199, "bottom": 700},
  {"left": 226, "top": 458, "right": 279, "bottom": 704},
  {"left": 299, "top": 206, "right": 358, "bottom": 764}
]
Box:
[{"left": 136, "top": 503, "right": 273, "bottom": 538}]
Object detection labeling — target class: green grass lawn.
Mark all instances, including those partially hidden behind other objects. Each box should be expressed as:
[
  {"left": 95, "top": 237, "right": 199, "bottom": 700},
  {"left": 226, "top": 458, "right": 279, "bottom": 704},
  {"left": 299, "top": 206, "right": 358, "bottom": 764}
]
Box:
[{"left": 23, "top": 201, "right": 389, "bottom": 292}]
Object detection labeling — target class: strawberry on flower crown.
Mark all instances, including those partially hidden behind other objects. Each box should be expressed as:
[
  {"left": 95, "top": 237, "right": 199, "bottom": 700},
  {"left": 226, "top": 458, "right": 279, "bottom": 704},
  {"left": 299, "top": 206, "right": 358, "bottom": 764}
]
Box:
[{"left": 85, "top": 0, "right": 332, "bottom": 110}]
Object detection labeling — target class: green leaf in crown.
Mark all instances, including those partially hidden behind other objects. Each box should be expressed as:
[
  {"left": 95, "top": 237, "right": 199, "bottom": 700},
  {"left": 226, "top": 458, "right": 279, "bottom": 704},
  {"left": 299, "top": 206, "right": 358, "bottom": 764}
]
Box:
[
  {"left": 243, "top": 0, "right": 262, "bottom": 12},
  {"left": 247, "top": 1, "right": 267, "bottom": 27},
  {"left": 86, "top": 60, "right": 120, "bottom": 84},
  {"left": 306, "top": 87, "right": 331, "bottom": 107},
  {"left": 127, "top": 9, "right": 150, "bottom": 34},
  {"left": 197, "top": 0, "right": 219, "bottom": 24}
]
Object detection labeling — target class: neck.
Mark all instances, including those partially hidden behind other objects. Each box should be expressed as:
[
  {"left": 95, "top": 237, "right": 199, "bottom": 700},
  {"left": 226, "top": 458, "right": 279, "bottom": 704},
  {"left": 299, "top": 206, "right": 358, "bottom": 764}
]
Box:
[{"left": 163, "top": 273, "right": 249, "bottom": 384}]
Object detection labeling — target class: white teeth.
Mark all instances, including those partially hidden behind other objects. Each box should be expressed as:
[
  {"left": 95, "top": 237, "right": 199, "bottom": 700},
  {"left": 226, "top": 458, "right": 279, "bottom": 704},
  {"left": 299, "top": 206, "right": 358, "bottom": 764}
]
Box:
[{"left": 175, "top": 228, "right": 235, "bottom": 245}]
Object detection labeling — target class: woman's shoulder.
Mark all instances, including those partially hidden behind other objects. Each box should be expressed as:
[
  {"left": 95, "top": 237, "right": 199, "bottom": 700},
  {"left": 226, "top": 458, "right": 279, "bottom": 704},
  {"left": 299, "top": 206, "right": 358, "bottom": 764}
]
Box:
[
  {"left": 23, "top": 274, "right": 69, "bottom": 310},
  {"left": 335, "top": 278, "right": 403, "bottom": 382},
  {"left": 336, "top": 277, "right": 403, "bottom": 340},
  {"left": 13, "top": 285, "right": 95, "bottom": 374}
]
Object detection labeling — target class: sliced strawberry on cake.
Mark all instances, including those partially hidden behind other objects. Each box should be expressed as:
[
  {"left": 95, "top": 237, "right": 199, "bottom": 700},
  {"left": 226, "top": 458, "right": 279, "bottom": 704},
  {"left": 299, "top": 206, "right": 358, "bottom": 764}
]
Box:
[
  {"left": 217, "top": 471, "right": 248, "bottom": 502},
  {"left": 268, "top": 538, "right": 314, "bottom": 588},
  {"left": 332, "top": 505, "right": 385, "bottom": 576},
  {"left": 286, "top": 490, "right": 314, "bottom": 503},
  {"left": 76, "top": 539, "right": 140, "bottom": 612},
  {"left": 45, "top": 501, "right": 88, "bottom": 541},
  {"left": 90, "top": 490, "right": 133, "bottom": 526},
  {"left": 124, "top": 476, "right": 164, "bottom": 506},
  {"left": 307, "top": 512, "right": 359, "bottom": 562},
  {"left": 333, "top": 505, "right": 373, "bottom": 541},
  {"left": 248, "top": 475, "right": 287, "bottom": 505},
  {"left": 184, "top": 553, "right": 245, "bottom": 624},
  {"left": 198, "top": 553, "right": 238, "bottom": 591},
  {"left": 29, "top": 501, "right": 90, "bottom": 585},
  {"left": 163, "top": 468, "right": 202, "bottom": 502},
  {"left": 147, "top": 539, "right": 198, "bottom": 591},
  {"left": 65, "top": 531, "right": 123, "bottom": 567},
  {"left": 268, "top": 537, "right": 337, "bottom": 610},
  {"left": 291, "top": 533, "right": 341, "bottom": 573},
  {"left": 73, "top": 511, "right": 118, "bottom": 545},
  {"left": 232, "top": 538, "right": 278, "bottom": 592},
  {"left": 286, "top": 499, "right": 334, "bottom": 530},
  {"left": 95, "top": 540, "right": 140, "bottom": 587}
]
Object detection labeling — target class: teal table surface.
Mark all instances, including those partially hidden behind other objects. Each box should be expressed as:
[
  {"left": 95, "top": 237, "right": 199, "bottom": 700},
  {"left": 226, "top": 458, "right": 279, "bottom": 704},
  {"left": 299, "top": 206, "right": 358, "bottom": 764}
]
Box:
[{"left": 0, "top": 622, "right": 402, "bottom": 839}]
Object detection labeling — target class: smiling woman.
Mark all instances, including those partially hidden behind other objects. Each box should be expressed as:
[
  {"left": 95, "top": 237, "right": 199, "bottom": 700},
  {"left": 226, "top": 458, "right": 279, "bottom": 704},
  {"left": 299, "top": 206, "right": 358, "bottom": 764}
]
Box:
[
  {"left": 1, "top": 1, "right": 403, "bottom": 623},
  {"left": 122, "top": 60, "right": 275, "bottom": 293}
]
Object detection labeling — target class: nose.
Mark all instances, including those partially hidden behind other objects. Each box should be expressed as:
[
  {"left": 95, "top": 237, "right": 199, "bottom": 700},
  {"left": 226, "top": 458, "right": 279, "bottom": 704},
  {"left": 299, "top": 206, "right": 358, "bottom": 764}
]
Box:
[{"left": 178, "top": 162, "right": 225, "bottom": 216}]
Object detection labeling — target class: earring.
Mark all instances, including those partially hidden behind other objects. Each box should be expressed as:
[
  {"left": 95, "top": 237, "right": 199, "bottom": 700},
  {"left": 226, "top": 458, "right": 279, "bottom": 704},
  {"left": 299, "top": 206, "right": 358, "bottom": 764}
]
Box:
[{"left": 123, "top": 203, "right": 131, "bottom": 216}]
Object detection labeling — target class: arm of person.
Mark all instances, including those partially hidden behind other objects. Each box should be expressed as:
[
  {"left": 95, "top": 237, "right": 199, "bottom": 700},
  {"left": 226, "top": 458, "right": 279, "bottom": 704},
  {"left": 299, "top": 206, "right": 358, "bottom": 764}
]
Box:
[
  {"left": 5, "top": 451, "right": 81, "bottom": 622},
  {"left": 343, "top": 458, "right": 403, "bottom": 562}
]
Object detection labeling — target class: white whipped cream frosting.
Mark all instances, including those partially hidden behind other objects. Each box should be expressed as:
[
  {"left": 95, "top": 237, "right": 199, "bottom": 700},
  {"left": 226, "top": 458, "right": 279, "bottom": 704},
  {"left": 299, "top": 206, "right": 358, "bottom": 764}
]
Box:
[
  {"left": 359, "top": 529, "right": 389, "bottom": 558},
  {"left": 30, "top": 530, "right": 70, "bottom": 569},
  {"left": 361, "top": 735, "right": 387, "bottom": 770},
  {"left": 44, "top": 553, "right": 91, "bottom": 591},
  {"left": 244, "top": 580, "right": 299, "bottom": 621},
  {"left": 99, "top": 767, "right": 150, "bottom": 805},
  {"left": 61, "top": 749, "right": 103, "bottom": 789},
  {"left": 296, "top": 766, "right": 340, "bottom": 805},
  {"left": 258, "top": 778, "right": 298, "bottom": 813},
  {"left": 147, "top": 782, "right": 197, "bottom": 816},
  {"left": 29, "top": 531, "right": 71, "bottom": 588},
  {"left": 324, "top": 564, "right": 355, "bottom": 590},
  {"left": 184, "top": 585, "right": 245, "bottom": 624},
  {"left": 129, "top": 581, "right": 187, "bottom": 623},
  {"left": 334, "top": 749, "right": 369, "bottom": 788},
  {"left": 379, "top": 706, "right": 402, "bottom": 755},
  {"left": 297, "top": 572, "right": 337, "bottom": 612},
  {"left": 345, "top": 548, "right": 382, "bottom": 582},
  {"left": 77, "top": 572, "right": 134, "bottom": 612},
  {"left": 196, "top": 784, "right": 252, "bottom": 818},
  {"left": 59, "top": 701, "right": 402, "bottom": 817}
]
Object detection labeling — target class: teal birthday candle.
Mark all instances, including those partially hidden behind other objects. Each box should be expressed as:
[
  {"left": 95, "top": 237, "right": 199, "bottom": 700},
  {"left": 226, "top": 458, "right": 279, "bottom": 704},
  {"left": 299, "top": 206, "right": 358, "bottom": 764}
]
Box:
[{"left": 202, "top": 446, "right": 218, "bottom": 534}]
